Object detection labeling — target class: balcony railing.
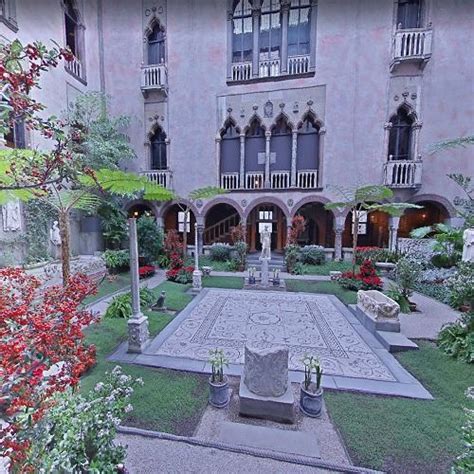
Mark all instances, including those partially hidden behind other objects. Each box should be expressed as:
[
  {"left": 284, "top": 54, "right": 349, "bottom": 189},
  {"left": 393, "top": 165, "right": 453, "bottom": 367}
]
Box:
[
  {"left": 297, "top": 170, "right": 318, "bottom": 189},
  {"left": 288, "top": 55, "right": 310, "bottom": 75},
  {"left": 383, "top": 160, "right": 422, "bottom": 188},
  {"left": 220, "top": 172, "right": 239, "bottom": 190},
  {"left": 65, "top": 55, "right": 85, "bottom": 82},
  {"left": 391, "top": 28, "right": 432, "bottom": 71},
  {"left": 141, "top": 64, "right": 168, "bottom": 94},
  {"left": 259, "top": 58, "right": 280, "bottom": 78},
  {"left": 245, "top": 172, "right": 265, "bottom": 189},
  {"left": 231, "top": 61, "right": 252, "bottom": 81},
  {"left": 140, "top": 170, "right": 172, "bottom": 189},
  {"left": 271, "top": 171, "right": 290, "bottom": 189},
  {"left": 220, "top": 169, "right": 318, "bottom": 190}
]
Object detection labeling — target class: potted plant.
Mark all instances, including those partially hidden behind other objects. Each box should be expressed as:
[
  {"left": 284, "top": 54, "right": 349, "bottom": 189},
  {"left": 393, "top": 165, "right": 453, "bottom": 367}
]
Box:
[
  {"left": 248, "top": 267, "right": 256, "bottom": 285},
  {"left": 273, "top": 268, "right": 280, "bottom": 286},
  {"left": 208, "top": 348, "right": 230, "bottom": 408},
  {"left": 300, "top": 355, "right": 323, "bottom": 417}
]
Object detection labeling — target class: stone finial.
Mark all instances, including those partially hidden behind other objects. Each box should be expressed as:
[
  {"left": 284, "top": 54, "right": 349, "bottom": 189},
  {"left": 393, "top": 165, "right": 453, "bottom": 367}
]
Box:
[{"left": 243, "top": 345, "right": 289, "bottom": 397}]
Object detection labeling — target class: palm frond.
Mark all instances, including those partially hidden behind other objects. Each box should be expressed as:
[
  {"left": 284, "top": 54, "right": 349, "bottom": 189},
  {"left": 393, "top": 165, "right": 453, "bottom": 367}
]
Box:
[
  {"left": 369, "top": 202, "right": 423, "bottom": 217},
  {"left": 430, "top": 135, "right": 474, "bottom": 154},
  {"left": 46, "top": 189, "right": 103, "bottom": 213},
  {"left": 188, "top": 186, "right": 226, "bottom": 200}
]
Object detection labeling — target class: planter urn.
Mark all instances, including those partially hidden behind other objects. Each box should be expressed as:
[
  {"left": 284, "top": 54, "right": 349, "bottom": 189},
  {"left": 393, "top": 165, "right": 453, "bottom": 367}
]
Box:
[
  {"left": 248, "top": 276, "right": 256, "bottom": 285},
  {"left": 300, "top": 383, "right": 323, "bottom": 417},
  {"left": 208, "top": 376, "right": 230, "bottom": 408}
]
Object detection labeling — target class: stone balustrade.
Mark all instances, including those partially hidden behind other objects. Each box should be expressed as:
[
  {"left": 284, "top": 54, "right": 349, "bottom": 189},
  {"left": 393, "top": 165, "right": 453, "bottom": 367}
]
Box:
[
  {"left": 220, "top": 169, "right": 318, "bottom": 190},
  {"left": 384, "top": 160, "right": 422, "bottom": 188},
  {"left": 141, "top": 64, "right": 168, "bottom": 92},
  {"left": 297, "top": 169, "right": 319, "bottom": 189},
  {"left": 65, "top": 55, "right": 85, "bottom": 82},
  {"left": 271, "top": 171, "right": 290, "bottom": 189},
  {"left": 288, "top": 55, "right": 310, "bottom": 75},
  {"left": 259, "top": 58, "right": 280, "bottom": 78},
  {"left": 140, "top": 170, "right": 172, "bottom": 188},
  {"left": 220, "top": 172, "right": 239, "bottom": 190},
  {"left": 391, "top": 27, "right": 432, "bottom": 71},
  {"left": 231, "top": 61, "right": 253, "bottom": 81},
  {"left": 245, "top": 172, "right": 265, "bottom": 189}
]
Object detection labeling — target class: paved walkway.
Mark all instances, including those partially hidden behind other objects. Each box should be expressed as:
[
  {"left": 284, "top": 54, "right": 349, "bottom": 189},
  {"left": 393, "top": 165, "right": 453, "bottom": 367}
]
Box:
[{"left": 211, "top": 270, "right": 332, "bottom": 281}]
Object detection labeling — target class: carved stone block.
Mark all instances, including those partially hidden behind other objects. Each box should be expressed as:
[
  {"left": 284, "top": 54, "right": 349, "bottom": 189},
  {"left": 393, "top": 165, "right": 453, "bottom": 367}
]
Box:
[{"left": 357, "top": 290, "right": 400, "bottom": 320}]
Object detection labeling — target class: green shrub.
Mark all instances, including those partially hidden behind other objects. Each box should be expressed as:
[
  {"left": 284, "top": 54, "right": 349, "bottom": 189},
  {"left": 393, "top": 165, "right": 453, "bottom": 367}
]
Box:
[
  {"left": 209, "top": 243, "right": 232, "bottom": 261},
  {"left": 293, "top": 262, "right": 307, "bottom": 275},
  {"left": 226, "top": 258, "right": 241, "bottom": 272},
  {"left": 395, "top": 257, "right": 422, "bottom": 300},
  {"left": 137, "top": 215, "right": 164, "bottom": 264},
  {"left": 102, "top": 249, "right": 130, "bottom": 273},
  {"left": 300, "top": 245, "right": 326, "bottom": 265},
  {"left": 453, "top": 387, "right": 474, "bottom": 472},
  {"left": 234, "top": 241, "right": 247, "bottom": 268},
  {"left": 438, "top": 313, "right": 474, "bottom": 364},
  {"left": 447, "top": 262, "right": 474, "bottom": 309},
  {"left": 105, "top": 288, "right": 155, "bottom": 318},
  {"left": 285, "top": 244, "right": 300, "bottom": 273},
  {"left": 431, "top": 253, "right": 457, "bottom": 269},
  {"left": 355, "top": 246, "right": 399, "bottom": 264}
]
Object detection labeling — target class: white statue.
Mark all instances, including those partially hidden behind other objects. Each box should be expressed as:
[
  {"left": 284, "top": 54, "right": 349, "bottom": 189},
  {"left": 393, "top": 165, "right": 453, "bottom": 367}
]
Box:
[
  {"left": 260, "top": 225, "right": 271, "bottom": 260},
  {"left": 1, "top": 199, "right": 22, "bottom": 232},
  {"left": 462, "top": 228, "right": 474, "bottom": 262},
  {"left": 50, "top": 221, "right": 62, "bottom": 258}
]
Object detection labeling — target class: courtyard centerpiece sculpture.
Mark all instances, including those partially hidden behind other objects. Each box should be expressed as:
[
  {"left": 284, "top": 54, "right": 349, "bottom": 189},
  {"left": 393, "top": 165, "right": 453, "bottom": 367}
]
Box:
[
  {"left": 208, "top": 348, "right": 230, "bottom": 408},
  {"left": 300, "top": 355, "right": 324, "bottom": 418}
]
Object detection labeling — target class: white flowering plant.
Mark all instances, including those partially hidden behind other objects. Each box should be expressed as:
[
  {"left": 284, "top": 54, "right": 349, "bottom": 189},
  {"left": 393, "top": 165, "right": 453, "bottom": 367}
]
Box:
[
  {"left": 25, "top": 366, "right": 143, "bottom": 472},
  {"left": 453, "top": 387, "right": 474, "bottom": 472}
]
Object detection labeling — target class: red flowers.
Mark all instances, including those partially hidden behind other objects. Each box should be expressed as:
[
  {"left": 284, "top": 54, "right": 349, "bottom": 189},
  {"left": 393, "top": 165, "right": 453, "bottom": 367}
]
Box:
[
  {"left": 138, "top": 265, "right": 156, "bottom": 279},
  {"left": 339, "top": 260, "right": 383, "bottom": 291},
  {"left": 0, "top": 268, "right": 97, "bottom": 470}
]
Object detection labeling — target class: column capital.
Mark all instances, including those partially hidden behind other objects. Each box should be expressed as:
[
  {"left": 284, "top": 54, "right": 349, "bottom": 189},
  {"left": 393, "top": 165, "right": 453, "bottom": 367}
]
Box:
[
  {"left": 412, "top": 121, "right": 423, "bottom": 130},
  {"left": 215, "top": 134, "right": 222, "bottom": 142},
  {"left": 265, "top": 130, "right": 272, "bottom": 138},
  {"left": 240, "top": 132, "right": 246, "bottom": 139},
  {"left": 318, "top": 126, "right": 327, "bottom": 135},
  {"left": 384, "top": 122, "right": 393, "bottom": 130},
  {"left": 334, "top": 225, "right": 344, "bottom": 234},
  {"left": 281, "top": 0, "right": 291, "bottom": 12}
]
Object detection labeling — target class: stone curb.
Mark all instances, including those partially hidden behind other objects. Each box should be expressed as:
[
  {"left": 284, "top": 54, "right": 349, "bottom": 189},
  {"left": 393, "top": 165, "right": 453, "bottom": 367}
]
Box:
[{"left": 117, "top": 425, "right": 383, "bottom": 474}]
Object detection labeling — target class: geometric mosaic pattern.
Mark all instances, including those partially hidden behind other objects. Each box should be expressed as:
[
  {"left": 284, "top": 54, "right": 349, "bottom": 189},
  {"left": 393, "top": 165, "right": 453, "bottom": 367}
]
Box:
[{"left": 154, "top": 289, "right": 396, "bottom": 382}]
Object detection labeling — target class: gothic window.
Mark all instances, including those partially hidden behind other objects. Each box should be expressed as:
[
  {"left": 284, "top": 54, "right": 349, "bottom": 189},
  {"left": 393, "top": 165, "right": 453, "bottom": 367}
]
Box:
[
  {"left": 297, "top": 115, "right": 319, "bottom": 170},
  {"left": 0, "top": 0, "right": 17, "bottom": 31},
  {"left": 245, "top": 117, "right": 265, "bottom": 172},
  {"left": 148, "top": 23, "right": 166, "bottom": 65},
  {"left": 232, "top": 0, "right": 253, "bottom": 63},
  {"left": 288, "top": 0, "right": 311, "bottom": 57},
  {"left": 220, "top": 119, "right": 241, "bottom": 173},
  {"left": 259, "top": 0, "right": 282, "bottom": 61},
  {"left": 150, "top": 127, "right": 167, "bottom": 170},
  {"left": 5, "top": 116, "right": 25, "bottom": 149},
  {"left": 388, "top": 107, "right": 414, "bottom": 160},
  {"left": 270, "top": 116, "right": 292, "bottom": 169},
  {"left": 397, "top": 0, "right": 422, "bottom": 29},
  {"left": 64, "top": 0, "right": 79, "bottom": 57}
]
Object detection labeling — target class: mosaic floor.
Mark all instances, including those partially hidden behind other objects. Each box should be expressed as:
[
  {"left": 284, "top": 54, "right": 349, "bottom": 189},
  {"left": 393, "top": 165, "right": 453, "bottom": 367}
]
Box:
[{"left": 154, "top": 289, "right": 396, "bottom": 382}]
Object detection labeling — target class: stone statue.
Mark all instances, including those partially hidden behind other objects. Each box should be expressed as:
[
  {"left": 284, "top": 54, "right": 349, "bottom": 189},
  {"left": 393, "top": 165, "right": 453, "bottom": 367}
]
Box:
[
  {"left": 50, "top": 221, "right": 62, "bottom": 258},
  {"left": 462, "top": 228, "right": 474, "bottom": 262},
  {"left": 1, "top": 199, "right": 22, "bottom": 232},
  {"left": 260, "top": 225, "right": 271, "bottom": 260}
]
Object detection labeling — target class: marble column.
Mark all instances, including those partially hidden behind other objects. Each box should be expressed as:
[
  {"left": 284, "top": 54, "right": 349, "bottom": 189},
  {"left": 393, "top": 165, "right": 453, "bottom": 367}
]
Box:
[
  {"left": 280, "top": 0, "right": 290, "bottom": 73},
  {"left": 388, "top": 216, "right": 401, "bottom": 252},
  {"left": 226, "top": 9, "right": 233, "bottom": 79},
  {"left": 264, "top": 130, "right": 271, "bottom": 188},
  {"left": 215, "top": 134, "right": 221, "bottom": 187},
  {"left": 383, "top": 122, "right": 393, "bottom": 160},
  {"left": 239, "top": 132, "right": 246, "bottom": 188},
  {"left": 252, "top": 3, "right": 261, "bottom": 78},
  {"left": 192, "top": 222, "right": 202, "bottom": 293},
  {"left": 412, "top": 121, "right": 423, "bottom": 161},
  {"left": 197, "top": 222, "right": 204, "bottom": 255},
  {"left": 127, "top": 218, "right": 149, "bottom": 353},
  {"left": 290, "top": 127, "right": 298, "bottom": 187},
  {"left": 333, "top": 216, "right": 345, "bottom": 261}
]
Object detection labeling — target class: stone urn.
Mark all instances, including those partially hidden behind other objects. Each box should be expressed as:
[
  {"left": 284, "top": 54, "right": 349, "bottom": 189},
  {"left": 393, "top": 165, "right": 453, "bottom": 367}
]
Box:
[
  {"left": 300, "top": 383, "right": 323, "bottom": 418},
  {"left": 208, "top": 376, "right": 230, "bottom": 408}
]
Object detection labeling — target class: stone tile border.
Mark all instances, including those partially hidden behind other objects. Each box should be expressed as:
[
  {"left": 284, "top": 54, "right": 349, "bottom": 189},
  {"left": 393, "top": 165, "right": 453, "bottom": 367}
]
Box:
[{"left": 109, "top": 288, "right": 433, "bottom": 400}]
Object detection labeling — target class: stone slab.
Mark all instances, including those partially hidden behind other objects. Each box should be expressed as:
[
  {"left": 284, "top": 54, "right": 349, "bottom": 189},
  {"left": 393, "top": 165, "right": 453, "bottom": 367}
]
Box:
[
  {"left": 376, "top": 331, "right": 419, "bottom": 353},
  {"left": 351, "top": 304, "right": 400, "bottom": 333},
  {"left": 239, "top": 377, "right": 295, "bottom": 424},
  {"left": 217, "top": 421, "right": 320, "bottom": 459}
]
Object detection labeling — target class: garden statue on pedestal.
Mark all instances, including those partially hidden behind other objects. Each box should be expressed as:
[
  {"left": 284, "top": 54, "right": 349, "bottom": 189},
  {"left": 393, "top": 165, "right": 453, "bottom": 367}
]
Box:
[
  {"left": 1, "top": 199, "right": 22, "bottom": 232},
  {"left": 260, "top": 225, "right": 271, "bottom": 260},
  {"left": 462, "top": 228, "right": 474, "bottom": 262},
  {"left": 49, "top": 220, "right": 62, "bottom": 259}
]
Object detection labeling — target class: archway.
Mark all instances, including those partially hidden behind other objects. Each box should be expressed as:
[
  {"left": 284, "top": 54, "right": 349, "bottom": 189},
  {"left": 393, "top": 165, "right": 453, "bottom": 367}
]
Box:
[
  {"left": 204, "top": 203, "right": 242, "bottom": 245},
  {"left": 398, "top": 200, "right": 449, "bottom": 238},
  {"left": 246, "top": 202, "right": 287, "bottom": 253},
  {"left": 293, "top": 202, "right": 334, "bottom": 247},
  {"left": 163, "top": 203, "right": 196, "bottom": 244},
  {"left": 342, "top": 210, "right": 389, "bottom": 248},
  {"left": 127, "top": 203, "right": 154, "bottom": 219}
]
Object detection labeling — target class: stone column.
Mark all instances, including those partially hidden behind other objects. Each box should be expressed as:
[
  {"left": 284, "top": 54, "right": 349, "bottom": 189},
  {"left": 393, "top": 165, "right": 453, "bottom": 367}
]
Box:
[
  {"left": 309, "top": 0, "right": 318, "bottom": 71},
  {"left": 192, "top": 222, "right": 202, "bottom": 293},
  {"left": 280, "top": 0, "right": 290, "bottom": 73},
  {"left": 264, "top": 130, "right": 271, "bottom": 188},
  {"left": 156, "top": 216, "right": 164, "bottom": 231},
  {"left": 383, "top": 122, "right": 392, "bottom": 160},
  {"left": 388, "top": 216, "right": 401, "bottom": 252},
  {"left": 127, "top": 218, "right": 149, "bottom": 353},
  {"left": 317, "top": 127, "right": 326, "bottom": 187},
  {"left": 196, "top": 221, "right": 205, "bottom": 255},
  {"left": 290, "top": 127, "right": 298, "bottom": 187},
  {"left": 252, "top": 3, "right": 261, "bottom": 78},
  {"left": 412, "top": 121, "right": 423, "bottom": 161},
  {"left": 226, "top": 8, "right": 234, "bottom": 79},
  {"left": 333, "top": 216, "right": 345, "bottom": 261},
  {"left": 215, "top": 134, "right": 222, "bottom": 187},
  {"left": 239, "top": 132, "right": 246, "bottom": 188}
]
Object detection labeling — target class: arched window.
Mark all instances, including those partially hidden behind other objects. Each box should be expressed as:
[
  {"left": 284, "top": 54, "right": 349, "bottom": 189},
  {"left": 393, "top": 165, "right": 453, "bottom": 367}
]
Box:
[
  {"left": 150, "top": 127, "right": 167, "bottom": 170},
  {"left": 260, "top": 0, "right": 282, "bottom": 61},
  {"left": 388, "top": 107, "right": 414, "bottom": 160},
  {"left": 397, "top": 0, "right": 422, "bottom": 29},
  {"left": 271, "top": 116, "right": 292, "bottom": 169},
  {"left": 232, "top": 0, "right": 253, "bottom": 63},
  {"left": 297, "top": 115, "right": 319, "bottom": 170},
  {"left": 64, "top": 0, "right": 79, "bottom": 57},
  {"left": 288, "top": 0, "right": 311, "bottom": 57},
  {"left": 5, "top": 115, "right": 25, "bottom": 149},
  {"left": 220, "top": 120, "right": 241, "bottom": 173},
  {"left": 148, "top": 23, "right": 166, "bottom": 65},
  {"left": 245, "top": 118, "right": 265, "bottom": 172}
]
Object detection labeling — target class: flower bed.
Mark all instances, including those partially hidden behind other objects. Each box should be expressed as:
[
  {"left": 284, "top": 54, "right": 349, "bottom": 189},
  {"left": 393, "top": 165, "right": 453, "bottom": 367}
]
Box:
[
  {"left": 338, "top": 260, "right": 383, "bottom": 291},
  {"left": 138, "top": 265, "right": 156, "bottom": 279},
  {"left": 354, "top": 246, "right": 398, "bottom": 265}
]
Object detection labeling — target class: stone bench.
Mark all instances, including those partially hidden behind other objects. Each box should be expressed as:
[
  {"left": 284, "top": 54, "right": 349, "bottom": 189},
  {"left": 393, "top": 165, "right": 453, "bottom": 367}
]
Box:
[{"left": 355, "top": 290, "right": 400, "bottom": 333}]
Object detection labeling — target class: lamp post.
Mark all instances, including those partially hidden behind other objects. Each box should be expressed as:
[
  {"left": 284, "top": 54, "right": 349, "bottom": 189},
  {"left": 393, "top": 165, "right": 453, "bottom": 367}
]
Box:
[
  {"left": 127, "top": 218, "right": 149, "bottom": 353},
  {"left": 192, "top": 222, "right": 202, "bottom": 293}
]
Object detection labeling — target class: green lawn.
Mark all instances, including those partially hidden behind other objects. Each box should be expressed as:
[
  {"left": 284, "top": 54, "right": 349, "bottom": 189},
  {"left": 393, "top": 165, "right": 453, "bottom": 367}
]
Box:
[
  {"left": 286, "top": 279, "right": 357, "bottom": 305},
  {"left": 81, "top": 280, "right": 208, "bottom": 435},
  {"left": 325, "top": 341, "right": 474, "bottom": 473},
  {"left": 198, "top": 255, "right": 231, "bottom": 272},
  {"left": 302, "top": 260, "right": 355, "bottom": 275},
  {"left": 82, "top": 272, "right": 131, "bottom": 305},
  {"left": 202, "top": 275, "right": 244, "bottom": 289}
]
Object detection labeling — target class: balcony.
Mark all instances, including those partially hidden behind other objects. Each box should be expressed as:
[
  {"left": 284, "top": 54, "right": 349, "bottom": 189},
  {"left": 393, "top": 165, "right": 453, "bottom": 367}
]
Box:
[
  {"left": 383, "top": 160, "right": 422, "bottom": 188},
  {"left": 141, "top": 64, "right": 168, "bottom": 96},
  {"left": 220, "top": 169, "right": 318, "bottom": 191},
  {"left": 65, "top": 55, "right": 86, "bottom": 83},
  {"left": 390, "top": 27, "right": 433, "bottom": 72},
  {"left": 229, "top": 54, "right": 311, "bottom": 83},
  {"left": 140, "top": 170, "right": 172, "bottom": 189}
]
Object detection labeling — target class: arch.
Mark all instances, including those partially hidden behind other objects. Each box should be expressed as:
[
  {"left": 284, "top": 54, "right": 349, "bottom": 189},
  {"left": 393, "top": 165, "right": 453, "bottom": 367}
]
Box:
[
  {"left": 145, "top": 18, "right": 166, "bottom": 65},
  {"left": 245, "top": 116, "right": 266, "bottom": 174},
  {"left": 243, "top": 196, "right": 290, "bottom": 220},
  {"left": 342, "top": 209, "right": 389, "bottom": 248},
  {"left": 124, "top": 200, "right": 159, "bottom": 219},
  {"left": 204, "top": 201, "right": 243, "bottom": 245},
  {"left": 201, "top": 196, "right": 244, "bottom": 220},
  {"left": 232, "top": 0, "right": 253, "bottom": 64},
  {"left": 388, "top": 104, "right": 416, "bottom": 160},
  {"left": 297, "top": 110, "right": 324, "bottom": 130},
  {"left": 244, "top": 114, "right": 266, "bottom": 134},
  {"left": 292, "top": 200, "right": 335, "bottom": 247},
  {"left": 271, "top": 114, "right": 292, "bottom": 170},
  {"left": 219, "top": 116, "right": 241, "bottom": 137},
  {"left": 149, "top": 124, "right": 167, "bottom": 170},
  {"left": 291, "top": 195, "right": 334, "bottom": 217},
  {"left": 408, "top": 194, "right": 455, "bottom": 217},
  {"left": 159, "top": 199, "right": 200, "bottom": 220},
  {"left": 297, "top": 112, "right": 321, "bottom": 171},
  {"left": 162, "top": 202, "right": 198, "bottom": 244}
]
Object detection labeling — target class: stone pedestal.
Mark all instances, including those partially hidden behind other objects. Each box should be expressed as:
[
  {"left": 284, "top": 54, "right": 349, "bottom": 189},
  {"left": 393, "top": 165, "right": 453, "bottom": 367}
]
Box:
[
  {"left": 127, "top": 315, "right": 150, "bottom": 353},
  {"left": 191, "top": 269, "right": 202, "bottom": 294},
  {"left": 260, "top": 257, "right": 270, "bottom": 286}
]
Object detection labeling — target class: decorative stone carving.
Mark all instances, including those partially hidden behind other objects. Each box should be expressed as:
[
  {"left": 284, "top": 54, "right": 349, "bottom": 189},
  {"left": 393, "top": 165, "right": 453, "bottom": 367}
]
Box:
[
  {"left": 195, "top": 199, "right": 203, "bottom": 208},
  {"left": 128, "top": 315, "right": 150, "bottom": 353},
  {"left": 243, "top": 345, "right": 289, "bottom": 397},
  {"left": 264, "top": 100, "right": 273, "bottom": 118},
  {"left": 1, "top": 200, "right": 21, "bottom": 232},
  {"left": 293, "top": 101, "right": 299, "bottom": 113},
  {"left": 462, "top": 228, "right": 474, "bottom": 262},
  {"left": 241, "top": 199, "right": 247, "bottom": 207},
  {"left": 287, "top": 198, "right": 294, "bottom": 207},
  {"left": 357, "top": 290, "right": 400, "bottom": 320}
]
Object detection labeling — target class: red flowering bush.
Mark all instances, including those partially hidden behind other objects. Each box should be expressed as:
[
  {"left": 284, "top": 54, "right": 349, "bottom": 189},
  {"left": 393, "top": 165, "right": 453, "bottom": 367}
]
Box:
[
  {"left": 0, "top": 268, "right": 97, "bottom": 471},
  {"left": 338, "top": 259, "right": 383, "bottom": 291},
  {"left": 160, "top": 230, "right": 183, "bottom": 268},
  {"left": 138, "top": 265, "right": 156, "bottom": 279},
  {"left": 354, "top": 246, "right": 398, "bottom": 265}
]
